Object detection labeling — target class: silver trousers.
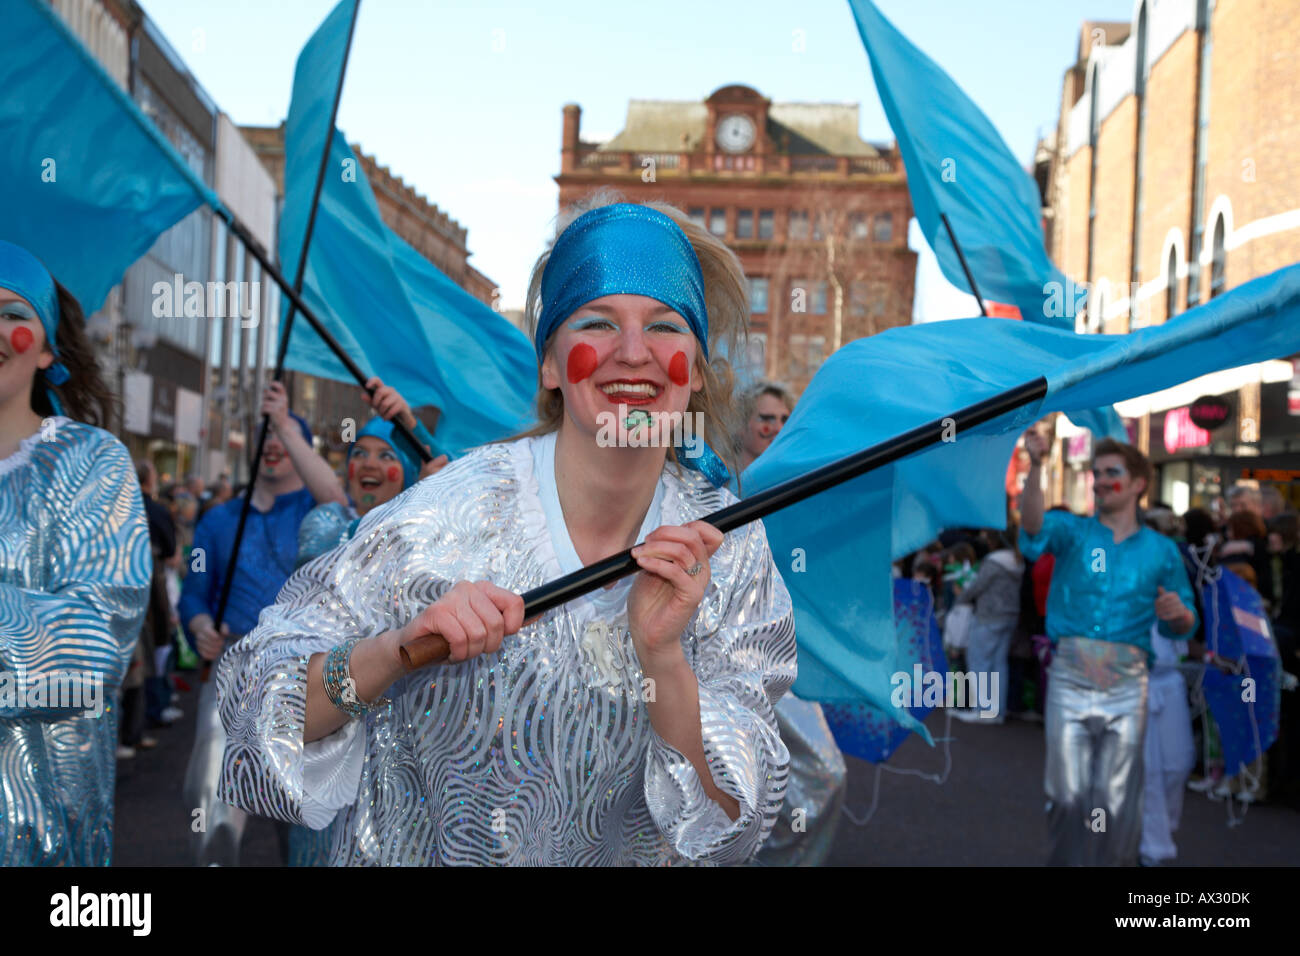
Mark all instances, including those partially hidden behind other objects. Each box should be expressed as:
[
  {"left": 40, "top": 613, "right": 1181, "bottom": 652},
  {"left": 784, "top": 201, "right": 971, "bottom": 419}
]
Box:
[
  {"left": 182, "top": 645, "right": 248, "bottom": 866},
  {"left": 1044, "top": 637, "right": 1148, "bottom": 866}
]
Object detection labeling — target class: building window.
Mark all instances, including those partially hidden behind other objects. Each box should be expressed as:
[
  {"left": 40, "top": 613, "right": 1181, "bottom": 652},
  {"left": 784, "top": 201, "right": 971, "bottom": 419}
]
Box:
[
  {"left": 738, "top": 333, "right": 766, "bottom": 385},
  {"left": 850, "top": 212, "right": 870, "bottom": 240},
  {"left": 813, "top": 213, "right": 826, "bottom": 241},
  {"left": 807, "top": 335, "right": 826, "bottom": 375},
  {"left": 850, "top": 280, "right": 885, "bottom": 319},
  {"left": 1210, "top": 214, "right": 1226, "bottom": 299},
  {"left": 811, "top": 280, "right": 827, "bottom": 314},
  {"left": 758, "top": 209, "right": 774, "bottom": 240},
  {"left": 787, "top": 334, "right": 827, "bottom": 379},
  {"left": 748, "top": 277, "right": 769, "bottom": 315},
  {"left": 788, "top": 210, "right": 809, "bottom": 240},
  {"left": 688, "top": 207, "right": 706, "bottom": 228},
  {"left": 874, "top": 213, "right": 893, "bottom": 242},
  {"left": 709, "top": 208, "right": 726, "bottom": 237},
  {"left": 1165, "top": 246, "right": 1179, "bottom": 320},
  {"left": 790, "top": 278, "right": 828, "bottom": 315},
  {"left": 736, "top": 209, "right": 754, "bottom": 239}
]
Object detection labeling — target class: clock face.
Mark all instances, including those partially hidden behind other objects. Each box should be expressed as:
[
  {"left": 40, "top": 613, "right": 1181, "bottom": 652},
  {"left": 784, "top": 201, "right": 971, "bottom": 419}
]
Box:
[{"left": 716, "top": 113, "right": 756, "bottom": 153}]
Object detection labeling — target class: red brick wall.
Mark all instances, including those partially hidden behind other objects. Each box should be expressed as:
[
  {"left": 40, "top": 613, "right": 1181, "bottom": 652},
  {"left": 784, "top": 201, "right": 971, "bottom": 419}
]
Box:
[
  {"left": 1139, "top": 29, "right": 1198, "bottom": 324},
  {"left": 1053, "top": 3, "right": 1300, "bottom": 320},
  {"left": 1093, "top": 96, "right": 1137, "bottom": 332},
  {"left": 1204, "top": 0, "right": 1300, "bottom": 296}
]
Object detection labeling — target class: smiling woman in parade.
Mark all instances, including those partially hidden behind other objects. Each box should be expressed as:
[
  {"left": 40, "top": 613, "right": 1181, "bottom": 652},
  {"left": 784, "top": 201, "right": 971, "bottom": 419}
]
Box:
[
  {"left": 294, "top": 376, "right": 448, "bottom": 570},
  {"left": 215, "top": 197, "right": 796, "bottom": 865},
  {"left": 0, "top": 240, "right": 150, "bottom": 866}
]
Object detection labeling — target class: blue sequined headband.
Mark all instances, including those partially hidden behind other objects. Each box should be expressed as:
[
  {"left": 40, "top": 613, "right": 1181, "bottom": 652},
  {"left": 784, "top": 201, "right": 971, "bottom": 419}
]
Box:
[
  {"left": 0, "top": 240, "right": 71, "bottom": 416},
  {"left": 535, "top": 203, "right": 709, "bottom": 363}
]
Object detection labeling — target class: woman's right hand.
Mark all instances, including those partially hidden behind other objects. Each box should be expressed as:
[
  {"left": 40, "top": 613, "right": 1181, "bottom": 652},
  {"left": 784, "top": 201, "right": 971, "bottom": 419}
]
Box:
[{"left": 399, "top": 581, "right": 525, "bottom": 664}]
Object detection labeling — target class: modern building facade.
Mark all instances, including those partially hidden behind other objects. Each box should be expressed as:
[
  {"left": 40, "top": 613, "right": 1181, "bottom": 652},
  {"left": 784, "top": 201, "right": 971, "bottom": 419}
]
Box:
[{"left": 52, "top": 0, "right": 239, "bottom": 484}]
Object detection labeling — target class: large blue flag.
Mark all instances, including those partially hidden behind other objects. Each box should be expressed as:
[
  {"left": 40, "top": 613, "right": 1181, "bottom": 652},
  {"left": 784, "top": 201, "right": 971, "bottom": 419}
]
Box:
[
  {"left": 848, "top": 0, "right": 1073, "bottom": 329},
  {"left": 0, "top": 0, "right": 222, "bottom": 314},
  {"left": 744, "top": 262, "right": 1300, "bottom": 736},
  {"left": 280, "top": 0, "right": 536, "bottom": 454}
]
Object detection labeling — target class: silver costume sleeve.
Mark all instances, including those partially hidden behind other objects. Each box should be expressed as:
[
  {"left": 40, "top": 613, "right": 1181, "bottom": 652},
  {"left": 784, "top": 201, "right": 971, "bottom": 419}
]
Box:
[
  {"left": 0, "top": 431, "right": 150, "bottom": 719},
  {"left": 215, "top": 489, "right": 448, "bottom": 827},
  {"left": 642, "top": 517, "right": 797, "bottom": 864}
]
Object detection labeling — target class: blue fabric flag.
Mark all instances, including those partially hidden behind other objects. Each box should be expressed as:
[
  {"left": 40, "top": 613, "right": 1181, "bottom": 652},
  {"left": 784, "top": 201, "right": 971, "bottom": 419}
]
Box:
[
  {"left": 744, "top": 262, "right": 1300, "bottom": 738},
  {"left": 0, "top": 0, "right": 222, "bottom": 314},
  {"left": 822, "top": 579, "right": 948, "bottom": 763},
  {"left": 847, "top": 0, "right": 1073, "bottom": 329},
  {"left": 279, "top": 0, "right": 536, "bottom": 455}
]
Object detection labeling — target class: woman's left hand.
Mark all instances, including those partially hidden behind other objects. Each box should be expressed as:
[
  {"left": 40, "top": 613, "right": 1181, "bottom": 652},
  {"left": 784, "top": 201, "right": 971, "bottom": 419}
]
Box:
[{"left": 627, "top": 521, "right": 724, "bottom": 667}]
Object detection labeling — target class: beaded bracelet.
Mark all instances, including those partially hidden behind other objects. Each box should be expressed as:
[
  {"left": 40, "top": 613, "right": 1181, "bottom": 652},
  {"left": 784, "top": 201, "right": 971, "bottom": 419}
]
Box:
[{"left": 323, "top": 637, "right": 390, "bottom": 718}]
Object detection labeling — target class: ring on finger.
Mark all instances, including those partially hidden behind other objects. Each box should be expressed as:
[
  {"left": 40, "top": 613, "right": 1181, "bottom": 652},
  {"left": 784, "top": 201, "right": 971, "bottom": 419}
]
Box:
[{"left": 685, "top": 562, "right": 703, "bottom": 576}]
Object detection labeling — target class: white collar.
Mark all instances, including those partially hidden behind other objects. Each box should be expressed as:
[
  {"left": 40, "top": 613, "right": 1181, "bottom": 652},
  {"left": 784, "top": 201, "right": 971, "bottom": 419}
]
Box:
[{"left": 531, "top": 431, "right": 665, "bottom": 617}]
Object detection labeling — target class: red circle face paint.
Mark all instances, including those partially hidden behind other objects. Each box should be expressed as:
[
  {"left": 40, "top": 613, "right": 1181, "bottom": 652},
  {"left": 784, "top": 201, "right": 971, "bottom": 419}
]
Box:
[
  {"left": 10, "top": 326, "right": 34, "bottom": 354},
  {"left": 347, "top": 461, "right": 356, "bottom": 479},
  {"left": 566, "top": 343, "right": 598, "bottom": 384},
  {"left": 668, "top": 351, "right": 690, "bottom": 387},
  {"left": 1111, "top": 482, "right": 1123, "bottom": 493},
  {"left": 386, "top": 466, "right": 401, "bottom": 483}
]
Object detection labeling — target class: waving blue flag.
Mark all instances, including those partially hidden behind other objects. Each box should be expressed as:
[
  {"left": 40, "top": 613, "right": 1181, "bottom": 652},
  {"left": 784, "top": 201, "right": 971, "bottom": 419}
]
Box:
[
  {"left": 744, "top": 262, "right": 1300, "bottom": 737},
  {"left": 0, "top": 0, "right": 222, "bottom": 313},
  {"left": 848, "top": 0, "right": 1072, "bottom": 328},
  {"left": 280, "top": 0, "right": 536, "bottom": 454}
]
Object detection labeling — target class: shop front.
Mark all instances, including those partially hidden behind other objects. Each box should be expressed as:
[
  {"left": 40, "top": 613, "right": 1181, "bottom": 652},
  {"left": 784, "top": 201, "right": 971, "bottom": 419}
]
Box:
[{"left": 1149, "top": 380, "right": 1300, "bottom": 515}]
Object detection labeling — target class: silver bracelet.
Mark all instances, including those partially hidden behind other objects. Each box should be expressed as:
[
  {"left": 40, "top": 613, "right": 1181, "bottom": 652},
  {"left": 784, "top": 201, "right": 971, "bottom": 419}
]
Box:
[{"left": 323, "top": 637, "right": 390, "bottom": 718}]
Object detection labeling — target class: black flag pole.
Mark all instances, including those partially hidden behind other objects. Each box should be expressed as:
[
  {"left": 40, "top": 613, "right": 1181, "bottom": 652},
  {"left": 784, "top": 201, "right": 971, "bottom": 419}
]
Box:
[
  {"left": 206, "top": 0, "right": 379, "bottom": 675},
  {"left": 940, "top": 212, "right": 989, "bottom": 318},
  {"left": 400, "top": 375, "right": 1049, "bottom": 669}
]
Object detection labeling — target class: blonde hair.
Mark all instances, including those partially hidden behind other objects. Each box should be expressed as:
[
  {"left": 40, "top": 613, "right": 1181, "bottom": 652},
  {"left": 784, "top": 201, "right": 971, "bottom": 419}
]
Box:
[
  {"left": 515, "top": 189, "right": 749, "bottom": 475},
  {"left": 735, "top": 380, "right": 796, "bottom": 430}
]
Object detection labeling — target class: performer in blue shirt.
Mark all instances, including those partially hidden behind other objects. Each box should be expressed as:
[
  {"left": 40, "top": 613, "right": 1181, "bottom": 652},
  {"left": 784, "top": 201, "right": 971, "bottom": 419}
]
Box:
[
  {"left": 180, "top": 379, "right": 347, "bottom": 866},
  {"left": 0, "top": 240, "right": 150, "bottom": 866},
  {"left": 1019, "top": 431, "right": 1196, "bottom": 866}
]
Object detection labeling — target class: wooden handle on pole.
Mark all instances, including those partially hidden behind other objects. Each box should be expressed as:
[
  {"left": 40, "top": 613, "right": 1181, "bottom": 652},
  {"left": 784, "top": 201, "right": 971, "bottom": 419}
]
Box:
[{"left": 399, "top": 632, "right": 451, "bottom": 671}]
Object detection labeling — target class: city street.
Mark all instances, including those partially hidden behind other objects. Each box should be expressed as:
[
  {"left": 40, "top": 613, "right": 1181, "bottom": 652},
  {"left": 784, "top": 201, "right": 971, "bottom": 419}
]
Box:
[{"left": 113, "top": 680, "right": 1299, "bottom": 867}]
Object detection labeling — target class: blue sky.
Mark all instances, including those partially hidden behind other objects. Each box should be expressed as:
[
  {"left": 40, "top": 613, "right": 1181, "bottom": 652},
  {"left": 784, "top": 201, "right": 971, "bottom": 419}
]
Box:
[{"left": 141, "top": 0, "right": 1138, "bottom": 313}]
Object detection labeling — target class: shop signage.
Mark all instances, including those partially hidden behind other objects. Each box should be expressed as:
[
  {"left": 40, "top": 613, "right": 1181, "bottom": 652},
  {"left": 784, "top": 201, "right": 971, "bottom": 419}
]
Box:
[
  {"left": 1163, "top": 407, "right": 1211, "bottom": 454},
  {"left": 1188, "top": 395, "right": 1231, "bottom": 431}
]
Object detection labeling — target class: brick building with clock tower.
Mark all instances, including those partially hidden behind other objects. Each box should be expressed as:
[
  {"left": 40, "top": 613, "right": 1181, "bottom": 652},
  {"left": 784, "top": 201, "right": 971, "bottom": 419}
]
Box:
[{"left": 555, "top": 84, "right": 916, "bottom": 392}]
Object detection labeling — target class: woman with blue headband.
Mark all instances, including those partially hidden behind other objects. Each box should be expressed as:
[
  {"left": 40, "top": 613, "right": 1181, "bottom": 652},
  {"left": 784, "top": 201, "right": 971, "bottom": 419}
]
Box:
[
  {"left": 295, "top": 376, "right": 448, "bottom": 570},
  {"left": 0, "top": 240, "right": 151, "bottom": 865},
  {"left": 216, "top": 196, "right": 796, "bottom": 865}
]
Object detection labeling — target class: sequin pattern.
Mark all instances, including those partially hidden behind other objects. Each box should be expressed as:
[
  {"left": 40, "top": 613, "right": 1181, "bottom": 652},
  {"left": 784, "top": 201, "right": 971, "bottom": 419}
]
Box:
[
  {"left": 217, "top": 435, "right": 796, "bottom": 865},
  {"left": 0, "top": 418, "right": 151, "bottom": 865}
]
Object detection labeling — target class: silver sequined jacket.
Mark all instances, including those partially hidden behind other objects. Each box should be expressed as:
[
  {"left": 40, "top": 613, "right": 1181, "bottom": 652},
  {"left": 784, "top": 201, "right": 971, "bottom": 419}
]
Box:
[
  {"left": 217, "top": 435, "right": 796, "bottom": 865},
  {"left": 0, "top": 418, "right": 151, "bottom": 865}
]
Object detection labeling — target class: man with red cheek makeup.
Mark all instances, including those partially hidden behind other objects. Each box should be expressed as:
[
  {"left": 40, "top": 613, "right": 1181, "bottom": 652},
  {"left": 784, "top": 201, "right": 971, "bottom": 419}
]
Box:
[{"left": 1019, "top": 430, "right": 1197, "bottom": 866}]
